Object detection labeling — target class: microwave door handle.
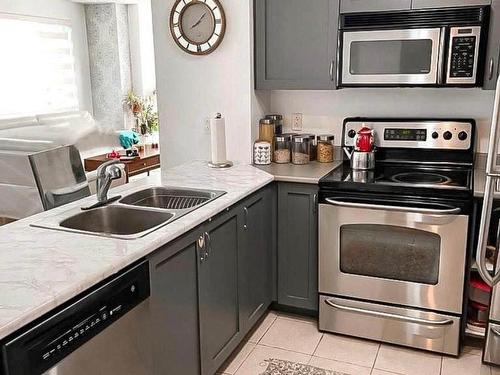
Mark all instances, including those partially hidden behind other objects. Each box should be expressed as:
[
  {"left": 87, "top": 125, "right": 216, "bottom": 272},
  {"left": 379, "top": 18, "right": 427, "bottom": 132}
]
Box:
[
  {"left": 324, "top": 299, "right": 454, "bottom": 327},
  {"left": 437, "top": 27, "right": 446, "bottom": 85},
  {"left": 324, "top": 198, "right": 461, "bottom": 215}
]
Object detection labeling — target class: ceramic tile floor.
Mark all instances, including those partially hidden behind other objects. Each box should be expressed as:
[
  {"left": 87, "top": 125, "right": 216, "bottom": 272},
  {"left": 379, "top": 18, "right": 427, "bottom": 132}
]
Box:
[{"left": 218, "top": 310, "right": 496, "bottom": 375}]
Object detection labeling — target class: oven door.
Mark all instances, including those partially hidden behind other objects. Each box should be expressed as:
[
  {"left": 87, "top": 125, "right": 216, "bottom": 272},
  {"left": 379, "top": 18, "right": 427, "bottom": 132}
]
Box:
[
  {"left": 341, "top": 28, "right": 444, "bottom": 85},
  {"left": 319, "top": 197, "right": 468, "bottom": 314}
]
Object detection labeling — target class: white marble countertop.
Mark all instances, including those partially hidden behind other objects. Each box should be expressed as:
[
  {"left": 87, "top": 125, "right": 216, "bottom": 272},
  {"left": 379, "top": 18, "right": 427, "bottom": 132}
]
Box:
[
  {"left": 255, "top": 161, "right": 342, "bottom": 184},
  {"left": 0, "top": 161, "right": 275, "bottom": 340}
]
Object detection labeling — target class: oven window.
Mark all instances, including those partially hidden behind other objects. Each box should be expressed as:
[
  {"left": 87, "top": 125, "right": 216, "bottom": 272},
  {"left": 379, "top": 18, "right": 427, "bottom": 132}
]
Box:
[
  {"left": 340, "top": 224, "right": 441, "bottom": 284},
  {"left": 349, "top": 40, "right": 433, "bottom": 75}
]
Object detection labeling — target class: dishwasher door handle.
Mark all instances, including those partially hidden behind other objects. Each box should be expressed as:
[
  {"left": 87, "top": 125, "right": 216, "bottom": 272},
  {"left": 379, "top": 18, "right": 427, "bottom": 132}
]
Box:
[
  {"left": 325, "top": 299, "right": 454, "bottom": 327},
  {"left": 324, "top": 198, "right": 461, "bottom": 215}
]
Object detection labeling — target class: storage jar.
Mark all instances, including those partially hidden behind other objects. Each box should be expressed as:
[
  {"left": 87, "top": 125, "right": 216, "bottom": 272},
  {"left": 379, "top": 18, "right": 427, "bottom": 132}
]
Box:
[
  {"left": 274, "top": 134, "right": 292, "bottom": 164},
  {"left": 265, "top": 114, "right": 283, "bottom": 134},
  {"left": 259, "top": 118, "right": 275, "bottom": 150},
  {"left": 317, "top": 134, "right": 335, "bottom": 163},
  {"left": 253, "top": 141, "right": 271, "bottom": 165},
  {"left": 292, "top": 136, "right": 311, "bottom": 165}
]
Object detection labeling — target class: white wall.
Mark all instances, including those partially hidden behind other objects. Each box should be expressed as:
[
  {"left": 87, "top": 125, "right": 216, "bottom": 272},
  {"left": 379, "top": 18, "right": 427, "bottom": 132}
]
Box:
[
  {"left": 0, "top": 0, "right": 93, "bottom": 115},
  {"left": 151, "top": 0, "right": 268, "bottom": 168},
  {"left": 270, "top": 88, "right": 496, "bottom": 153}
]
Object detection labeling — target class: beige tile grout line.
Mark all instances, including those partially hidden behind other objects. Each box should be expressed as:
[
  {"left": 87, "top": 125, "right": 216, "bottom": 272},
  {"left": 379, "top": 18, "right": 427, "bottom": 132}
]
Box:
[
  {"left": 231, "top": 342, "right": 257, "bottom": 375},
  {"left": 370, "top": 344, "right": 381, "bottom": 375},
  {"left": 308, "top": 333, "right": 325, "bottom": 364}
]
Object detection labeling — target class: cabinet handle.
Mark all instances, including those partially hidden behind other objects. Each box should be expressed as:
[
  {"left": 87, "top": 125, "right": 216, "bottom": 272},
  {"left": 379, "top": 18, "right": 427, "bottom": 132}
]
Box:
[
  {"left": 329, "top": 60, "right": 335, "bottom": 82},
  {"left": 313, "top": 194, "right": 318, "bottom": 213},
  {"left": 204, "top": 232, "right": 211, "bottom": 259},
  {"left": 243, "top": 207, "right": 249, "bottom": 230},
  {"left": 489, "top": 58, "right": 495, "bottom": 81},
  {"left": 197, "top": 234, "right": 205, "bottom": 263}
]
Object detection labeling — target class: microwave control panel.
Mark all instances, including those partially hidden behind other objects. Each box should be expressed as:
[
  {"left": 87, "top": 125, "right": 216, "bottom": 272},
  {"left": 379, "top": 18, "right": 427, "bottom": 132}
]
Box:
[{"left": 447, "top": 26, "right": 481, "bottom": 85}]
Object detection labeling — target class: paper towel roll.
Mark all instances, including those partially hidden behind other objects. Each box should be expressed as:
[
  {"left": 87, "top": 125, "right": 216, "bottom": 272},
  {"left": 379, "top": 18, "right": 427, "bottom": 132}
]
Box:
[{"left": 210, "top": 114, "right": 228, "bottom": 164}]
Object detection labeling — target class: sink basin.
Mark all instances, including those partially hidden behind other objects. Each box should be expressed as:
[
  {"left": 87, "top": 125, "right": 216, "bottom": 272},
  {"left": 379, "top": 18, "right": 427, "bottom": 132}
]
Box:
[
  {"left": 120, "top": 187, "right": 226, "bottom": 211},
  {"left": 58, "top": 206, "right": 174, "bottom": 238}
]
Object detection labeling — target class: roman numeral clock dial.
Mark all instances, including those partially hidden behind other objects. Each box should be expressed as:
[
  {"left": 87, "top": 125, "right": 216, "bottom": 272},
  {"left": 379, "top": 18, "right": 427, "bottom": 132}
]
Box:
[{"left": 170, "top": 0, "right": 226, "bottom": 55}]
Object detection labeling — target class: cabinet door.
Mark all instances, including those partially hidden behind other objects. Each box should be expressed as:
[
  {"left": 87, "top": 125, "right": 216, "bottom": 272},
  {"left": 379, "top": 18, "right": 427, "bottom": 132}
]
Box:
[
  {"left": 149, "top": 230, "right": 202, "bottom": 375},
  {"left": 255, "top": 0, "right": 339, "bottom": 90},
  {"left": 340, "top": 0, "right": 411, "bottom": 13},
  {"left": 199, "top": 211, "right": 240, "bottom": 375},
  {"left": 411, "top": 0, "right": 490, "bottom": 8},
  {"left": 277, "top": 183, "right": 319, "bottom": 312},
  {"left": 239, "top": 187, "right": 274, "bottom": 333},
  {"left": 484, "top": 0, "right": 500, "bottom": 90}
]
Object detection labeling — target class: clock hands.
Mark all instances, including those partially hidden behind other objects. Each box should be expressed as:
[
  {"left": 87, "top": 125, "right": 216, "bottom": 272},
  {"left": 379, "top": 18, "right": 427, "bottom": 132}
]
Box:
[{"left": 190, "top": 12, "right": 207, "bottom": 29}]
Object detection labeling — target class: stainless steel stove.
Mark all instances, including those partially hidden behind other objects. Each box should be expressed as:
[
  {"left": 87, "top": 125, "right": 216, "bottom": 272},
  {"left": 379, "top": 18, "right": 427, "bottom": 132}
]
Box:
[{"left": 318, "top": 118, "right": 475, "bottom": 356}]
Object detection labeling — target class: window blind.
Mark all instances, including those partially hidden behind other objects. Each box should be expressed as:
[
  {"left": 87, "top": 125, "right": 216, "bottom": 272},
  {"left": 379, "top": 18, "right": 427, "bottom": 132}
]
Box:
[{"left": 0, "top": 14, "right": 79, "bottom": 119}]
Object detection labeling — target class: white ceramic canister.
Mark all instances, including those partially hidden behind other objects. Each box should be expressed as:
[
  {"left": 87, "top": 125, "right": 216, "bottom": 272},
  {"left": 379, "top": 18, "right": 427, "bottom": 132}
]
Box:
[{"left": 253, "top": 141, "right": 271, "bottom": 165}]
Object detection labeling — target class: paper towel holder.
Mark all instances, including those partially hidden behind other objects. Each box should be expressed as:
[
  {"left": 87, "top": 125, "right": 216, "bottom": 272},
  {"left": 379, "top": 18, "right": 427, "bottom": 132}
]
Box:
[{"left": 208, "top": 113, "right": 233, "bottom": 169}]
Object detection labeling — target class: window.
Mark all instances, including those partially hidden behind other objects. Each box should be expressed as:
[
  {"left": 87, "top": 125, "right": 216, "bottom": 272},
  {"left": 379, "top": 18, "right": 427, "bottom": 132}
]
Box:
[{"left": 0, "top": 14, "right": 79, "bottom": 119}]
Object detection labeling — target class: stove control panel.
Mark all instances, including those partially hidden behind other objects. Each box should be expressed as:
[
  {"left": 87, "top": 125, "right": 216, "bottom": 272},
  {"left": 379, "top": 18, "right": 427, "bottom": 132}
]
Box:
[{"left": 344, "top": 120, "right": 473, "bottom": 150}]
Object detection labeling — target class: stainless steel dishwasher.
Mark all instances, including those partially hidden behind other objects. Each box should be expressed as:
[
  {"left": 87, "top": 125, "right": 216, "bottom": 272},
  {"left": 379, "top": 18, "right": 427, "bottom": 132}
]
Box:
[{"left": 0, "top": 261, "right": 152, "bottom": 375}]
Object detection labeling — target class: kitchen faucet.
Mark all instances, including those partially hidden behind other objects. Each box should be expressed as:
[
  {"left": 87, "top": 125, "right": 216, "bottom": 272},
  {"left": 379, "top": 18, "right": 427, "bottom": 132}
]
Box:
[{"left": 82, "top": 159, "right": 123, "bottom": 210}]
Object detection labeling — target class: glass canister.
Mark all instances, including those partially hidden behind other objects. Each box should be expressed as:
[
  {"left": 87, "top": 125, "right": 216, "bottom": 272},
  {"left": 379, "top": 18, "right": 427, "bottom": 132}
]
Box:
[
  {"left": 274, "top": 134, "right": 292, "bottom": 164},
  {"left": 265, "top": 114, "right": 283, "bottom": 134},
  {"left": 301, "top": 134, "right": 316, "bottom": 161},
  {"left": 317, "top": 134, "right": 335, "bottom": 163},
  {"left": 292, "top": 136, "right": 311, "bottom": 165},
  {"left": 259, "top": 118, "right": 275, "bottom": 151}
]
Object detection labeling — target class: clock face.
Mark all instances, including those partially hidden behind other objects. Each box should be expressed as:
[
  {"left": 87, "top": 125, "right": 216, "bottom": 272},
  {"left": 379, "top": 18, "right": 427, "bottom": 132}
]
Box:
[{"left": 170, "top": 0, "right": 226, "bottom": 55}]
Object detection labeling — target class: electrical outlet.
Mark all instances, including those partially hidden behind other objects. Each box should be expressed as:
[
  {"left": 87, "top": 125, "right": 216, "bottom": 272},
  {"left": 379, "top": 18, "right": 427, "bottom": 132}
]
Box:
[{"left": 291, "top": 113, "right": 303, "bottom": 131}]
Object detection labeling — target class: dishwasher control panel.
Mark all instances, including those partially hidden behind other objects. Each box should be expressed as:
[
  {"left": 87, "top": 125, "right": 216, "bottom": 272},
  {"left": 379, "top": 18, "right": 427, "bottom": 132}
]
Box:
[{"left": 1, "top": 261, "right": 150, "bottom": 375}]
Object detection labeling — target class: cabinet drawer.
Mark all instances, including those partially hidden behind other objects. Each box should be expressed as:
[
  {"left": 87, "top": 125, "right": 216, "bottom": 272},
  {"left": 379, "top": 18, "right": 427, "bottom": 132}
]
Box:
[
  {"left": 340, "top": 0, "right": 411, "bottom": 13},
  {"left": 319, "top": 295, "right": 460, "bottom": 355},
  {"left": 128, "top": 156, "right": 160, "bottom": 173}
]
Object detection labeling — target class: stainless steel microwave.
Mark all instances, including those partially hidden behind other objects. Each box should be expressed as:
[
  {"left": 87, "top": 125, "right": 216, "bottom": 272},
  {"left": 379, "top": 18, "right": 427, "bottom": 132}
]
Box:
[{"left": 338, "top": 7, "right": 490, "bottom": 87}]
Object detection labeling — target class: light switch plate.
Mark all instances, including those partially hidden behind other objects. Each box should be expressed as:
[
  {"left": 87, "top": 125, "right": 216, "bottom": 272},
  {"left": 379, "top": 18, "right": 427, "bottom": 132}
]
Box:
[{"left": 291, "top": 113, "right": 303, "bottom": 131}]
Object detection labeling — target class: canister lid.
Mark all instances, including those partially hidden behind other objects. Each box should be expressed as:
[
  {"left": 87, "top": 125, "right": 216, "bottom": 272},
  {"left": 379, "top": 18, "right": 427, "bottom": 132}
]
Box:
[
  {"left": 259, "top": 118, "right": 275, "bottom": 125},
  {"left": 293, "top": 135, "right": 311, "bottom": 143},
  {"left": 266, "top": 114, "right": 283, "bottom": 121},
  {"left": 317, "top": 134, "right": 335, "bottom": 141},
  {"left": 275, "top": 134, "right": 292, "bottom": 142}
]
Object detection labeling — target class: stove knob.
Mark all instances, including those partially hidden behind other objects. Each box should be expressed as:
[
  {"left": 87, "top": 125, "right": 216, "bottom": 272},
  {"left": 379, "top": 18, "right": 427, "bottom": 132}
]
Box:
[
  {"left": 458, "top": 131, "right": 468, "bottom": 141},
  {"left": 443, "top": 131, "right": 453, "bottom": 140},
  {"left": 347, "top": 129, "right": 357, "bottom": 138},
  {"left": 432, "top": 132, "right": 439, "bottom": 139}
]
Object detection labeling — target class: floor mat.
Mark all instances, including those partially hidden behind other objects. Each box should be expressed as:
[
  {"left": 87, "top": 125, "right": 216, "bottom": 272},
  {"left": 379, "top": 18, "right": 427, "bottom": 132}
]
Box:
[{"left": 260, "top": 358, "right": 350, "bottom": 375}]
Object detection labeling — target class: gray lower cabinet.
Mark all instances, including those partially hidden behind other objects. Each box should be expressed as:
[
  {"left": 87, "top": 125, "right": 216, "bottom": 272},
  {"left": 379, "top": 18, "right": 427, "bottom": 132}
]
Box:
[
  {"left": 239, "top": 186, "right": 274, "bottom": 332},
  {"left": 149, "top": 229, "right": 202, "bottom": 375},
  {"left": 484, "top": 0, "right": 500, "bottom": 90},
  {"left": 277, "top": 183, "right": 319, "bottom": 312},
  {"left": 149, "top": 186, "right": 274, "bottom": 375},
  {"left": 255, "top": 0, "right": 340, "bottom": 90},
  {"left": 199, "top": 210, "right": 241, "bottom": 375},
  {"left": 340, "top": 0, "right": 411, "bottom": 13}
]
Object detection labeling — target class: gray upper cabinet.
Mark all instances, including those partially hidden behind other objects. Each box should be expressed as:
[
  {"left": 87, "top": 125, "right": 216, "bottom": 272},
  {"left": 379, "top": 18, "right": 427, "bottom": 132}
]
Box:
[
  {"left": 198, "top": 211, "right": 241, "bottom": 375},
  {"left": 484, "top": 0, "right": 500, "bottom": 90},
  {"left": 149, "top": 230, "right": 201, "bottom": 375},
  {"left": 411, "top": 0, "right": 491, "bottom": 9},
  {"left": 277, "top": 183, "right": 319, "bottom": 312},
  {"left": 255, "top": 0, "right": 340, "bottom": 90},
  {"left": 340, "top": 0, "right": 411, "bottom": 13},
  {"left": 238, "top": 187, "right": 274, "bottom": 332}
]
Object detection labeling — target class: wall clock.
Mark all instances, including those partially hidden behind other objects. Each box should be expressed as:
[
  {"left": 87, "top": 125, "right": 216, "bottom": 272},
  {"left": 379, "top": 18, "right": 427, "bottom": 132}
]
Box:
[{"left": 170, "top": 0, "right": 226, "bottom": 55}]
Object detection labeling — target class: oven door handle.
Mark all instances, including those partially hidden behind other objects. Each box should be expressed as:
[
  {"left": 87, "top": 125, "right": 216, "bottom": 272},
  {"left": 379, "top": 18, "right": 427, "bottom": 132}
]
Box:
[
  {"left": 324, "top": 299, "right": 454, "bottom": 327},
  {"left": 324, "top": 198, "right": 461, "bottom": 215}
]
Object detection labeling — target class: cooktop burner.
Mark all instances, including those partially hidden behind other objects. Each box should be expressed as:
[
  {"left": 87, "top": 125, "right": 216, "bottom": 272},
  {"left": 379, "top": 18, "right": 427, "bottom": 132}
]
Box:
[
  {"left": 390, "top": 172, "right": 452, "bottom": 185},
  {"left": 319, "top": 162, "right": 473, "bottom": 199}
]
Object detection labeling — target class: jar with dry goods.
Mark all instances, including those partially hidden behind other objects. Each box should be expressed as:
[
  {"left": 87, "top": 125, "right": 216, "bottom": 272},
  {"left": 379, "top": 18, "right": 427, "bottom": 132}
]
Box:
[
  {"left": 274, "top": 134, "right": 292, "bottom": 163},
  {"left": 259, "top": 118, "right": 275, "bottom": 150},
  {"left": 265, "top": 114, "right": 283, "bottom": 134},
  {"left": 317, "top": 134, "right": 335, "bottom": 163},
  {"left": 292, "top": 136, "right": 311, "bottom": 165},
  {"left": 301, "top": 134, "right": 316, "bottom": 161}
]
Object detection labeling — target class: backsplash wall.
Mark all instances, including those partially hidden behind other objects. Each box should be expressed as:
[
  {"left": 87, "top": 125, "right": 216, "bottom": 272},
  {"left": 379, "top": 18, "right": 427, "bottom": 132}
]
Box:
[{"left": 269, "top": 88, "right": 495, "bottom": 153}]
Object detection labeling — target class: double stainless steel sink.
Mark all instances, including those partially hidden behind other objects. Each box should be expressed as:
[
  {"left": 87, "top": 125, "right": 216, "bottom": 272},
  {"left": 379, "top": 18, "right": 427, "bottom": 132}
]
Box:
[{"left": 32, "top": 187, "right": 226, "bottom": 239}]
